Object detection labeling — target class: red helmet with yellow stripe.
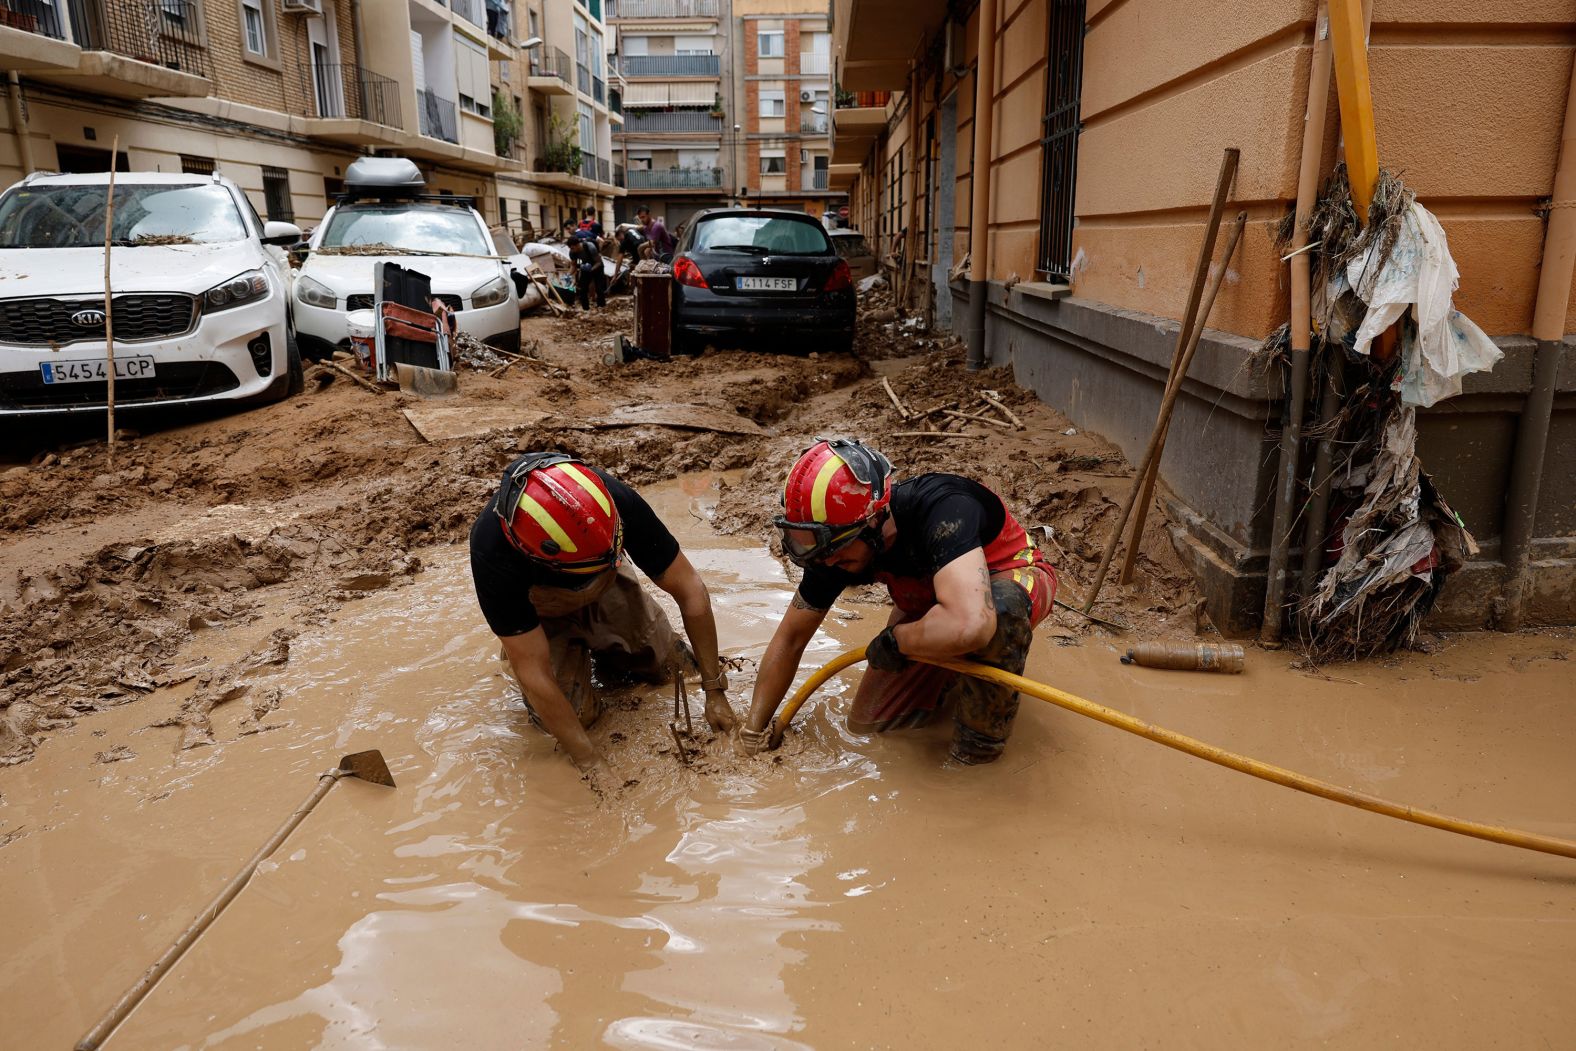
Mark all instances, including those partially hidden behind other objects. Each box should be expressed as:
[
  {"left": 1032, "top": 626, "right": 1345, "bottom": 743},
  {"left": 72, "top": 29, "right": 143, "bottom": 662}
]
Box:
[
  {"left": 495, "top": 452, "right": 623, "bottom": 575},
  {"left": 775, "top": 438, "right": 894, "bottom": 566}
]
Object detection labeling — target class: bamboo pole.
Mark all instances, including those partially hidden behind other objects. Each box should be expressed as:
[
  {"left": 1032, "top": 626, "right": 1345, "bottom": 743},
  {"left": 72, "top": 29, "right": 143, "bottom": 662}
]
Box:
[
  {"left": 1083, "top": 212, "right": 1248, "bottom": 612},
  {"left": 1117, "top": 148, "right": 1239, "bottom": 585},
  {"left": 103, "top": 134, "right": 119, "bottom": 468},
  {"left": 771, "top": 648, "right": 1576, "bottom": 862},
  {"left": 1261, "top": 6, "right": 1336, "bottom": 642}
]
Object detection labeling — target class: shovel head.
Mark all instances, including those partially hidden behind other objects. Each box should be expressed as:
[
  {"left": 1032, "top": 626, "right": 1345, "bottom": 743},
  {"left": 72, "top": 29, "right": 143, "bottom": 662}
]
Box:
[
  {"left": 395, "top": 362, "right": 458, "bottom": 398},
  {"left": 338, "top": 749, "right": 396, "bottom": 787}
]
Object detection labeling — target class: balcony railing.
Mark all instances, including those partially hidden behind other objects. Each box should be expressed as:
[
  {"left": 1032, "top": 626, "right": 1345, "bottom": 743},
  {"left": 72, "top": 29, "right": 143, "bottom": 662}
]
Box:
[
  {"left": 623, "top": 54, "right": 719, "bottom": 78},
  {"left": 799, "top": 52, "right": 829, "bottom": 75},
  {"left": 803, "top": 169, "right": 829, "bottom": 190},
  {"left": 618, "top": 109, "right": 721, "bottom": 133},
  {"left": 530, "top": 46, "right": 571, "bottom": 84},
  {"left": 800, "top": 116, "right": 828, "bottom": 134},
  {"left": 593, "top": 75, "right": 605, "bottom": 104},
  {"left": 71, "top": 0, "right": 212, "bottom": 79},
  {"left": 1, "top": 0, "right": 66, "bottom": 39},
  {"left": 418, "top": 87, "right": 459, "bottom": 144},
  {"left": 614, "top": 161, "right": 625, "bottom": 187},
  {"left": 597, "top": 156, "right": 611, "bottom": 183},
  {"left": 609, "top": 89, "right": 623, "bottom": 115},
  {"left": 450, "top": 0, "right": 482, "bottom": 29},
  {"left": 577, "top": 62, "right": 590, "bottom": 94},
  {"left": 606, "top": 0, "right": 719, "bottom": 18},
  {"left": 837, "top": 90, "right": 891, "bottom": 109},
  {"left": 299, "top": 63, "right": 403, "bottom": 129},
  {"left": 627, "top": 167, "right": 723, "bottom": 189}
]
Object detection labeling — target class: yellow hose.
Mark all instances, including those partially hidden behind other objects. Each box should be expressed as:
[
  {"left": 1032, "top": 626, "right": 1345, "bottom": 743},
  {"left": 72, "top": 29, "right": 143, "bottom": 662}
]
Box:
[{"left": 770, "top": 647, "right": 1576, "bottom": 862}]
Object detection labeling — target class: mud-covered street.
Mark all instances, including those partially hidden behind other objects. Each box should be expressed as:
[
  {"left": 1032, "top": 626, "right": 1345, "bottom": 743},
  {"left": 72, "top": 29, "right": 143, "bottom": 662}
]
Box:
[{"left": 3, "top": 302, "right": 1574, "bottom": 1047}]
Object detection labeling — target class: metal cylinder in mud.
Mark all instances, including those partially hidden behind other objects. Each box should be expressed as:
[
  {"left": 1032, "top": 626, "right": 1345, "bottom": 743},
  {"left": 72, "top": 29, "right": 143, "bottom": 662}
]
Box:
[{"left": 1122, "top": 642, "right": 1245, "bottom": 674}]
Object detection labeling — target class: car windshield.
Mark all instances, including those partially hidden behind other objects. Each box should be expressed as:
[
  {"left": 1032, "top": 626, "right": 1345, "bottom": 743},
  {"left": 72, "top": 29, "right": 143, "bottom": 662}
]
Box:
[
  {"left": 0, "top": 183, "right": 248, "bottom": 248},
  {"left": 318, "top": 204, "right": 489, "bottom": 255},
  {"left": 833, "top": 234, "right": 869, "bottom": 257},
  {"left": 693, "top": 215, "right": 831, "bottom": 256}
]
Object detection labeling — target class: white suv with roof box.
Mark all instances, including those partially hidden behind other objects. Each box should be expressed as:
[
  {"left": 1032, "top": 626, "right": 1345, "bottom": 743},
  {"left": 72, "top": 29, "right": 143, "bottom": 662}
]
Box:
[
  {"left": 0, "top": 170, "right": 302, "bottom": 415},
  {"left": 292, "top": 157, "right": 521, "bottom": 358}
]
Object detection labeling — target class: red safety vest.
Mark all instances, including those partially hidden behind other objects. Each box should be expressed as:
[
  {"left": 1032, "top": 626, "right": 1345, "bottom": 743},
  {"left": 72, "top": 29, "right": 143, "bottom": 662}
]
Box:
[{"left": 874, "top": 489, "right": 1054, "bottom": 614}]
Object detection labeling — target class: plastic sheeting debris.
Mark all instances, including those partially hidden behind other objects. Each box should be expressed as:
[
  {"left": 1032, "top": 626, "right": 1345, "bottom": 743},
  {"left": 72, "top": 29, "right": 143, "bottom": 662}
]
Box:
[{"left": 1344, "top": 202, "right": 1502, "bottom": 407}]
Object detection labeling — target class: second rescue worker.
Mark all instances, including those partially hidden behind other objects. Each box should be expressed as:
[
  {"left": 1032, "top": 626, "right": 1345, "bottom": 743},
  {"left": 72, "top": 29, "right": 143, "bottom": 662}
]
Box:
[
  {"left": 470, "top": 453, "right": 737, "bottom": 792},
  {"left": 737, "top": 438, "right": 1057, "bottom": 764}
]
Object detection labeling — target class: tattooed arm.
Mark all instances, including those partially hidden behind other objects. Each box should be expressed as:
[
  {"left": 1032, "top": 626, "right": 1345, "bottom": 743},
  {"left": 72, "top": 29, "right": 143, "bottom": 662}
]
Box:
[
  {"left": 891, "top": 547, "right": 996, "bottom": 658},
  {"left": 742, "top": 592, "right": 829, "bottom": 737}
]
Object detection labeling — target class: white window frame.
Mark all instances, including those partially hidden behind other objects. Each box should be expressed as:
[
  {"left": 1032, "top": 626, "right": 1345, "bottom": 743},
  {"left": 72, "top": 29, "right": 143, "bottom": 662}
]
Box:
[
  {"left": 239, "top": 0, "right": 273, "bottom": 60},
  {"left": 757, "top": 30, "right": 784, "bottom": 58},
  {"left": 758, "top": 88, "right": 785, "bottom": 118},
  {"left": 759, "top": 149, "right": 786, "bottom": 175}
]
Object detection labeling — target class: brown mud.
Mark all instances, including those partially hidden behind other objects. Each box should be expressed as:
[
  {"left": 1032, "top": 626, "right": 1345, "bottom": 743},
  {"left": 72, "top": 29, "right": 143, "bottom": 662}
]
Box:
[
  {"left": 0, "top": 294, "right": 1188, "bottom": 768},
  {"left": 2, "top": 293, "right": 1574, "bottom": 1047},
  {"left": 0, "top": 473, "right": 1572, "bottom": 1049}
]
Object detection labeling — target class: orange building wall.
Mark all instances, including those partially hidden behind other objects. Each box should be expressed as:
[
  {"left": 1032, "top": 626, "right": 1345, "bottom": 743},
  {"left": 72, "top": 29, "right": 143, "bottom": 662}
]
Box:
[{"left": 1069, "top": 0, "right": 1576, "bottom": 341}]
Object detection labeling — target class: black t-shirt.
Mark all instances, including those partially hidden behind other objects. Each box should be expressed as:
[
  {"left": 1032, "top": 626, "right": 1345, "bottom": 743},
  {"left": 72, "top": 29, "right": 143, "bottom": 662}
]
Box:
[
  {"left": 796, "top": 473, "right": 1006, "bottom": 610},
  {"left": 572, "top": 238, "right": 602, "bottom": 269},
  {"left": 470, "top": 461, "right": 680, "bottom": 636}
]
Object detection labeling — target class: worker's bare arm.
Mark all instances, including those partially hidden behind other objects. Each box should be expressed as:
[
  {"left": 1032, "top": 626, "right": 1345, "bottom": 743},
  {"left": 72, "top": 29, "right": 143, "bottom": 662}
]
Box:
[
  {"left": 892, "top": 547, "right": 996, "bottom": 658},
  {"left": 498, "top": 627, "right": 601, "bottom": 768},
  {"left": 652, "top": 551, "right": 737, "bottom": 731},
  {"left": 743, "top": 595, "right": 828, "bottom": 738}
]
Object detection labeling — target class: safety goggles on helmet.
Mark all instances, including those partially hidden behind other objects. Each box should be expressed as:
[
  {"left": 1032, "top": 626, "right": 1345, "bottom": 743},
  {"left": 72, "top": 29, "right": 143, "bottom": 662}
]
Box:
[
  {"left": 773, "top": 518, "right": 867, "bottom": 567},
  {"left": 494, "top": 452, "right": 624, "bottom": 572}
]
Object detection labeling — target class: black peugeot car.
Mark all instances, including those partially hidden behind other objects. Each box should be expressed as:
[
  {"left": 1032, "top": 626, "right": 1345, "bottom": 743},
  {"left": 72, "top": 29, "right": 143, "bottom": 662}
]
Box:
[{"left": 670, "top": 209, "right": 855, "bottom": 354}]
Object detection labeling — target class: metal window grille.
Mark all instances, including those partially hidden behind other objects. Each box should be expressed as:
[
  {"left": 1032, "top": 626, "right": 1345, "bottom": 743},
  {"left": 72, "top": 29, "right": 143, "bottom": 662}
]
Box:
[
  {"left": 262, "top": 166, "right": 293, "bottom": 222},
  {"left": 180, "top": 154, "right": 215, "bottom": 175},
  {"left": 1036, "top": 0, "right": 1086, "bottom": 282}
]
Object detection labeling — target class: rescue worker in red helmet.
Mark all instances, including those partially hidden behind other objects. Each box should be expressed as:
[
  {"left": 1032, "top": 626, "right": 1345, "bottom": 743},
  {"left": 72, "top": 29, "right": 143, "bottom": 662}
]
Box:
[
  {"left": 470, "top": 452, "right": 737, "bottom": 791},
  {"left": 736, "top": 438, "right": 1057, "bottom": 764}
]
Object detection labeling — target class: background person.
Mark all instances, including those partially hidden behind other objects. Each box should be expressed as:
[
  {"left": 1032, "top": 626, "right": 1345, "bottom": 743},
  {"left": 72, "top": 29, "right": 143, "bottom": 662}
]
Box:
[
  {"left": 736, "top": 438, "right": 1057, "bottom": 765},
  {"left": 636, "top": 204, "right": 675, "bottom": 261}
]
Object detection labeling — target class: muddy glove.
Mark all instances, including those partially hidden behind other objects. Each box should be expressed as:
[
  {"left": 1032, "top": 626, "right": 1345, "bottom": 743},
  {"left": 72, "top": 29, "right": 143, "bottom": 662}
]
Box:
[
  {"left": 865, "top": 627, "right": 909, "bottom": 673},
  {"left": 735, "top": 725, "right": 771, "bottom": 757}
]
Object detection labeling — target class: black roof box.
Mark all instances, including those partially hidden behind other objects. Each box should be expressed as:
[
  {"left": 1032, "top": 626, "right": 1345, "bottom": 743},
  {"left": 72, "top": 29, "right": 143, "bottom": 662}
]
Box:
[{"left": 343, "top": 157, "right": 425, "bottom": 195}]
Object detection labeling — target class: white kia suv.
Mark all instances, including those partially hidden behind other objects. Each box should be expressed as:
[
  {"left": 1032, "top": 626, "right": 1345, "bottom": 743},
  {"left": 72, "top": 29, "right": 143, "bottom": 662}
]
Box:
[
  {"left": 293, "top": 157, "right": 520, "bottom": 358},
  {"left": 0, "top": 170, "right": 301, "bottom": 415}
]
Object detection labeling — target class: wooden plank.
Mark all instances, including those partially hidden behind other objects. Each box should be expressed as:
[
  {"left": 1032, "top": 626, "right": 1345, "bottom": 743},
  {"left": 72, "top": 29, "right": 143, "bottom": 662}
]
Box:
[
  {"left": 1329, "top": 0, "right": 1379, "bottom": 221},
  {"left": 401, "top": 403, "right": 766, "bottom": 443}
]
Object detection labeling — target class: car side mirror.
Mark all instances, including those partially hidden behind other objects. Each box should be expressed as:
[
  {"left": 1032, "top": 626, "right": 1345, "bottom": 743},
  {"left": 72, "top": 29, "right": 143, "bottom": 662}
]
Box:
[{"left": 262, "top": 220, "right": 303, "bottom": 246}]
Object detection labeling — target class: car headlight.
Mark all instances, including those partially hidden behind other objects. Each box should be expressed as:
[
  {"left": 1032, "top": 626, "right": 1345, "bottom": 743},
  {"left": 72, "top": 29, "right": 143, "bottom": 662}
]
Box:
[
  {"left": 202, "top": 270, "right": 270, "bottom": 312},
  {"left": 470, "top": 275, "right": 511, "bottom": 309},
  {"left": 296, "top": 274, "right": 338, "bottom": 309}
]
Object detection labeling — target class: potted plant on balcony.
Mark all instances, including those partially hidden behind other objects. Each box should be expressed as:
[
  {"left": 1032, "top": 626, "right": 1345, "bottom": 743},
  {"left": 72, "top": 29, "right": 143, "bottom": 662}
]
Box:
[
  {"left": 493, "top": 90, "right": 524, "bottom": 158},
  {"left": 540, "top": 112, "right": 582, "bottom": 176},
  {"left": 709, "top": 93, "right": 725, "bottom": 119}
]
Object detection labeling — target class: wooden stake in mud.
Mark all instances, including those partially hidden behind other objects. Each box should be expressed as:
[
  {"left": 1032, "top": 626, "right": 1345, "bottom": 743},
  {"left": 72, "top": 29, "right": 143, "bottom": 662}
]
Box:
[
  {"left": 1117, "top": 147, "right": 1239, "bottom": 586},
  {"left": 102, "top": 134, "right": 119, "bottom": 468},
  {"left": 1082, "top": 212, "right": 1248, "bottom": 613}
]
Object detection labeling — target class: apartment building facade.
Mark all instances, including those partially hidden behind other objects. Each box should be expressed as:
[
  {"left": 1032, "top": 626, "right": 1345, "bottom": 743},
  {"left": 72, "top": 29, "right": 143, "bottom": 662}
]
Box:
[
  {"left": 606, "top": 0, "right": 730, "bottom": 226},
  {"left": 0, "top": 0, "right": 620, "bottom": 234},
  {"left": 832, "top": 0, "right": 1576, "bottom": 632},
  {"left": 733, "top": 0, "right": 836, "bottom": 218}
]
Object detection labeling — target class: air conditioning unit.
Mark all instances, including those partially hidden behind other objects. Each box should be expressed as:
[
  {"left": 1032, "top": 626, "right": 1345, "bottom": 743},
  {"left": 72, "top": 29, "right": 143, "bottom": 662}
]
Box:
[
  {"left": 282, "top": 0, "right": 323, "bottom": 13},
  {"left": 943, "top": 18, "right": 968, "bottom": 76},
  {"left": 799, "top": 89, "right": 814, "bottom": 102}
]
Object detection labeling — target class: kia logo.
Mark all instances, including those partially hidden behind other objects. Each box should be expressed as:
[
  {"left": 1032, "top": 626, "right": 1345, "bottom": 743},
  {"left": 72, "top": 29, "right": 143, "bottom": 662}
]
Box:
[{"left": 70, "top": 309, "right": 107, "bottom": 327}]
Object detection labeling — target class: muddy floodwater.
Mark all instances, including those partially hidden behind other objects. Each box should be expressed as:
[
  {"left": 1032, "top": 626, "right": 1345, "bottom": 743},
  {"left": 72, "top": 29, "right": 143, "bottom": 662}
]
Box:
[{"left": 2, "top": 474, "right": 1574, "bottom": 1049}]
